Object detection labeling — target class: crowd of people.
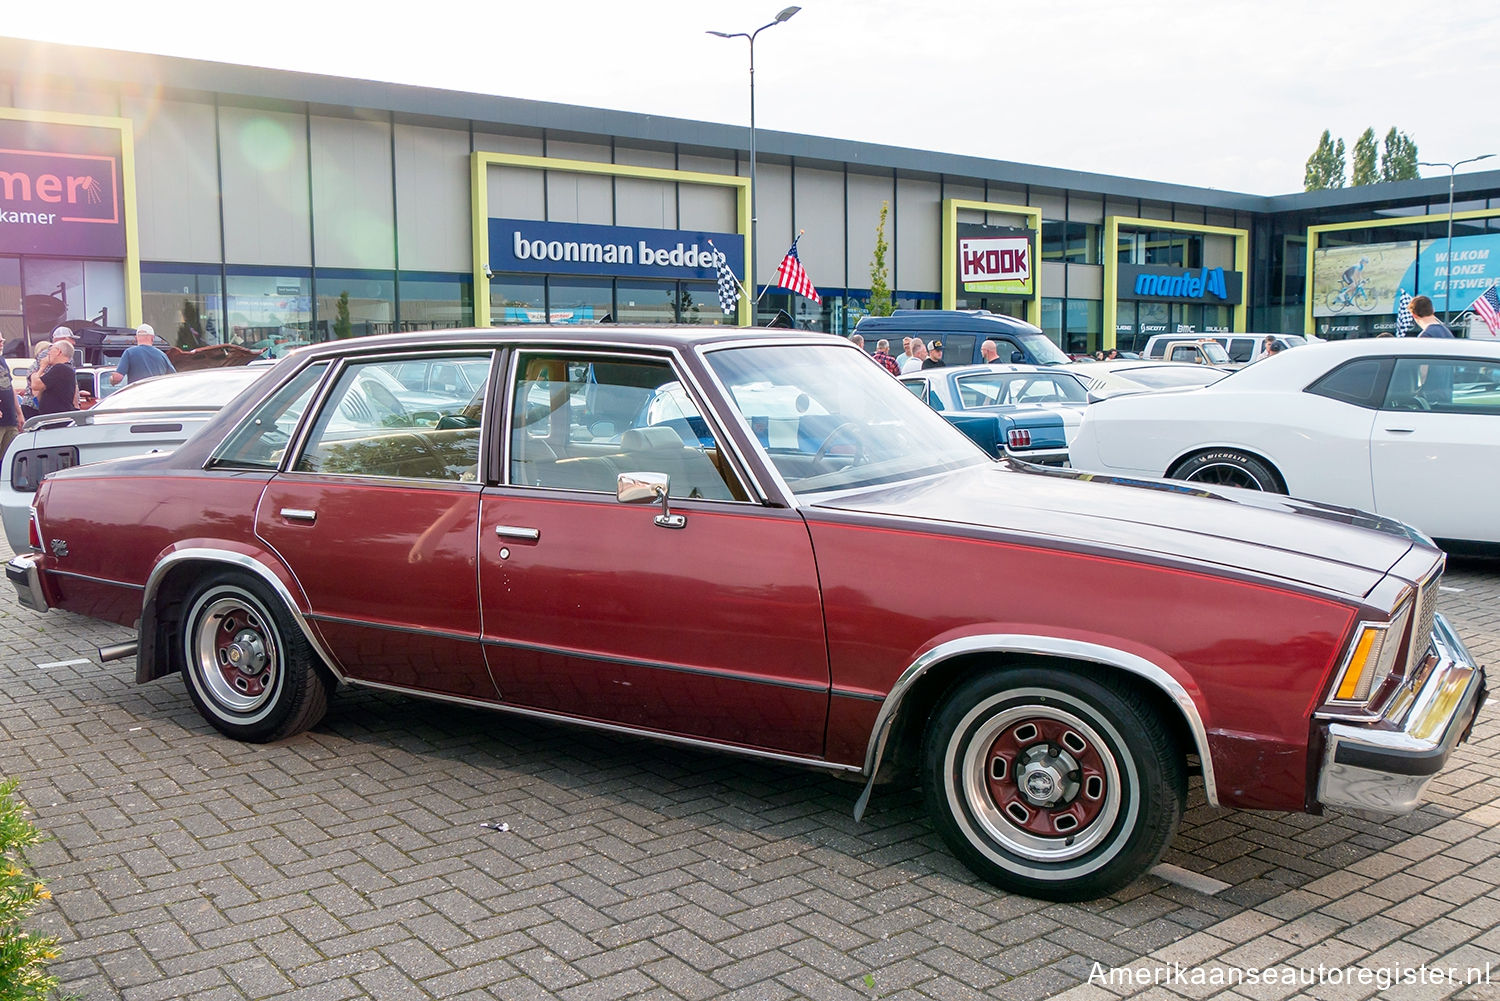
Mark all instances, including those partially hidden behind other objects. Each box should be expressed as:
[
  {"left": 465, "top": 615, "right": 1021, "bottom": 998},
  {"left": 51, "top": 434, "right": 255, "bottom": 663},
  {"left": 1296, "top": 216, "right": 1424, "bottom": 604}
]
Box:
[{"left": 2, "top": 323, "right": 176, "bottom": 455}]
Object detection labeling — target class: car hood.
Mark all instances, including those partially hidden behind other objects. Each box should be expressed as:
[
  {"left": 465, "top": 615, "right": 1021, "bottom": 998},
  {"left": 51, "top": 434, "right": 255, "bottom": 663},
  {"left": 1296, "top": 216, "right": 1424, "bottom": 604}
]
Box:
[{"left": 806, "top": 463, "right": 1421, "bottom": 599}]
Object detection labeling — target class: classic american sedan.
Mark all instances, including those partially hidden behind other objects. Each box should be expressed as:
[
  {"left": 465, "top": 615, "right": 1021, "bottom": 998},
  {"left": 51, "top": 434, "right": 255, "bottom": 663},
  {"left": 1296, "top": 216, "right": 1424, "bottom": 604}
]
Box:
[
  {"left": 7, "top": 327, "right": 1487, "bottom": 901},
  {"left": 1070, "top": 337, "right": 1500, "bottom": 550},
  {"left": 900, "top": 364, "right": 1088, "bottom": 465}
]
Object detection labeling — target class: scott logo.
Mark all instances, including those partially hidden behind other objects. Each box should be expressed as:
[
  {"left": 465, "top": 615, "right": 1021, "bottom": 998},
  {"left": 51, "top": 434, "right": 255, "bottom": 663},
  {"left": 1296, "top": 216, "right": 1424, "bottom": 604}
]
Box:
[{"left": 1134, "top": 267, "right": 1229, "bottom": 300}]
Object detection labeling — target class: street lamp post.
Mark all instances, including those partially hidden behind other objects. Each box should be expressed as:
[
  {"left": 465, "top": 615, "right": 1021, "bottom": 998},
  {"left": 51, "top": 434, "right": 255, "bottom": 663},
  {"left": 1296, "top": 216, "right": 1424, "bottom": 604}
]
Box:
[
  {"left": 1418, "top": 153, "right": 1495, "bottom": 322},
  {"left": 709, "top": 6, "right": 801, "bottom": 324}
]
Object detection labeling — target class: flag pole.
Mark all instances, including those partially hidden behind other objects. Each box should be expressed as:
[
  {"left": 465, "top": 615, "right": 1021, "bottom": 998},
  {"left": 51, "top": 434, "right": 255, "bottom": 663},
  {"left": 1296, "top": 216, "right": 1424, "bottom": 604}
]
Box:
[{"left": 706, "top": 238, "right": 752, "bottom": 301}]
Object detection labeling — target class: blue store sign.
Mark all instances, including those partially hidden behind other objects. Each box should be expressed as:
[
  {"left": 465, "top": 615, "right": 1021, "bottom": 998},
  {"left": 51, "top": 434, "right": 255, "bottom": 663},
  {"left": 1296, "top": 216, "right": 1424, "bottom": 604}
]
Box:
[
  {"left": 490, "top": 218, "right": 743, "bottom": 281},
  {"left": 1119, "top": 263, "right": 1243, "bottom": 305}
]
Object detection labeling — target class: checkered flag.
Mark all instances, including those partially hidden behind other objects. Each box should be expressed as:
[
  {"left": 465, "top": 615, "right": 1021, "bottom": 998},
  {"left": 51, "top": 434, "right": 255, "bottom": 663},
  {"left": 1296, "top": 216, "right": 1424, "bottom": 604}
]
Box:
[
  {"left": 707, "top": 240, "right": 741, "bottom": 316},
  {"left": 1395, "top": 289, "right": 1415, "bottom": 337}
]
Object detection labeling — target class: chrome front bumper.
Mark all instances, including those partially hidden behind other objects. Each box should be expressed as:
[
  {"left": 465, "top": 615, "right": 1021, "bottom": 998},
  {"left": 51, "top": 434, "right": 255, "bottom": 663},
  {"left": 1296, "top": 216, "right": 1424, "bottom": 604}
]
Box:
[
  {"left": 1317, "top": 613, "right": 1486, "bottom": 813},
  {"left": 6, "top": 553, "right": 47, "bottom": 613}
]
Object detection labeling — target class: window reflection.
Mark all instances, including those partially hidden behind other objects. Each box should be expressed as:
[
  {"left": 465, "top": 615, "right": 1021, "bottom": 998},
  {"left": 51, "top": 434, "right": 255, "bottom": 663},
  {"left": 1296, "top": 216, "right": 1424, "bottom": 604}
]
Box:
[
  {"left": 226, "top": 272, "right": 313, "bottom": 353},
  {"left": 314, "top": 271, "right": 395, "bottom": 341},
  {"left": 142, "top": 270, "right": 222, "bottom": 349}
]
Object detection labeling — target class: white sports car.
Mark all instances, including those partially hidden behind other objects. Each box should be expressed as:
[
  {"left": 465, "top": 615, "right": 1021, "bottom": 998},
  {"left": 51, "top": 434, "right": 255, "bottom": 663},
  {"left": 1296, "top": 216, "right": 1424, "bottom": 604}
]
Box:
[{"left": 1069, "top": 337, "right": 1500, "bottom": 549}]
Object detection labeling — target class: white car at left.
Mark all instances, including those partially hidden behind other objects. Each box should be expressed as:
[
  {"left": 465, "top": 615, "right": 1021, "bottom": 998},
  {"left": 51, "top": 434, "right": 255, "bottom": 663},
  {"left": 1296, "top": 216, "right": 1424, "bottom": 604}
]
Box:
[
  {"left": 1069, "top": 337, "right": 1500, "bottom": 549},
  {"left": 1, "top": 366, "right": 270, "bottom": 552}
]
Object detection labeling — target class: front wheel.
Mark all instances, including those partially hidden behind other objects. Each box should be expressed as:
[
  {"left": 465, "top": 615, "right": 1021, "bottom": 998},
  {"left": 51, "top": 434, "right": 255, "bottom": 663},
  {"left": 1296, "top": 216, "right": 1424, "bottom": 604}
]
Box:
[
  {"left": 1172, "top": 449, "right": 1282, "bottom": 492},
  {"left": 922, "top": 667, "right": 1185, "bottom": 901},
  {"left": 178, "top": 573, "right": 329, "bottom": 742}
]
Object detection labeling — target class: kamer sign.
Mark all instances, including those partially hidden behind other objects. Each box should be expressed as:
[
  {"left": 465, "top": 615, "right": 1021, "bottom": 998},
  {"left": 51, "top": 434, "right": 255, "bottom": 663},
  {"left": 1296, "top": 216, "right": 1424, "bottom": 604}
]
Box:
[{"left": 0, "top": 125, "right": 125, "bottom": 257}]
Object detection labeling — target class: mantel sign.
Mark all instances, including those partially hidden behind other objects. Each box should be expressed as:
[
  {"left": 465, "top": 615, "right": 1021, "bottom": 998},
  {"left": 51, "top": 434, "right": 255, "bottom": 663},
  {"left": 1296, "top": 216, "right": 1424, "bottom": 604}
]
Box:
[
  {"left": 958, "top": 224, "right": 1035, "bottom": 295},
  {"left": 1119, "top": 263, "right": 1243, "bottom": 305},
  {"left": 0, "top": 118, "right": 126, "bottom": 258},
  {"left": 489, "top": 218, "right": 743, "bottom": 281}
]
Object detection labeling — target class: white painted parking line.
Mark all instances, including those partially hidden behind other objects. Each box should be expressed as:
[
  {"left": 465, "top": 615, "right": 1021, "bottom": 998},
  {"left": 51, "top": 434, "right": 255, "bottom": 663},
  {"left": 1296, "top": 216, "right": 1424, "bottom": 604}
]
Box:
[
  {"left": 1440, "top": 585, "right": 1465, "bottom": 593},
  {"left": 36, "top": 658, "right": 91, "bottom": 670},
  {"left": 1151, "top": 862, "right": 1231, "bottom": 895}
]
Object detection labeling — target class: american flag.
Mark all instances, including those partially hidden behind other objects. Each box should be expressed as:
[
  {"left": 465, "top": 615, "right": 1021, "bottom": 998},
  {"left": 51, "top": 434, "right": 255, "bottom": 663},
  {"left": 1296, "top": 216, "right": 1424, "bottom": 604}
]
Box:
[
  {"left": 708, "top": 241, "right": 741, "bottom": 316},
  {"left": 1473, "top": 283, "right": 1500, "bottom": 335},
  {"left": 1395, "top": 289, "right": 1415, "bottom": 337},
  {"left": 773, "top": 235, "right": 821, "bottom": 304}
]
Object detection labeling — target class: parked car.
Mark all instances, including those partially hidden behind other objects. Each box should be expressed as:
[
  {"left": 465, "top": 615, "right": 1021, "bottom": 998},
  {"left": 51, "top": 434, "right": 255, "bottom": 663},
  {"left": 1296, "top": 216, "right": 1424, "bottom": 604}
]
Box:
[
  {"left": 1, "top": 366, "right": 272, "bottom": 552},
  {"left": 1072, "top": 359, "right": 1231, "bottom": 401},
  {"left": 1139, "top": 335, "right": 1237, "bottom": 367},
  {"left": 855, "top": 310, "right": 1072, "bottom": 367},
  {"left": 74, "top": 365, "right": 128, "bottom": 409},
  {"left": 1222, "top": 333, "right": 1309, "bottom": 364},
  {"left": 6, "top": 327, "right": 1485, "bottom": 901},
  {"left": 1070, "top": 337, "right": 1500, "bottom": 550},
  {"left": 899, "top": 363, "right": 1087, "bottom": 465}
]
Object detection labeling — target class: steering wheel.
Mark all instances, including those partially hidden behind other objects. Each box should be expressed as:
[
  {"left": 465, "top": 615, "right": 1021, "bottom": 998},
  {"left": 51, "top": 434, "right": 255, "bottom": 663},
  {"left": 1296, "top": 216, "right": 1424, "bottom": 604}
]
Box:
[
  {"left": 364, "top": 380, "right": 408, "bottom": 419},
  {"left": 811, "top": 421, "right": 868, "bottom": 467}
]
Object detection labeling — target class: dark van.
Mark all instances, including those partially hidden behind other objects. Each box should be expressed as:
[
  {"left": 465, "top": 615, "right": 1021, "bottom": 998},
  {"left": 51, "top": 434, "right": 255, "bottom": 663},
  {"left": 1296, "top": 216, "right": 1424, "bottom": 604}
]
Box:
[{"left": 854, "top": 310, "right": 1071, "bottom": 367}]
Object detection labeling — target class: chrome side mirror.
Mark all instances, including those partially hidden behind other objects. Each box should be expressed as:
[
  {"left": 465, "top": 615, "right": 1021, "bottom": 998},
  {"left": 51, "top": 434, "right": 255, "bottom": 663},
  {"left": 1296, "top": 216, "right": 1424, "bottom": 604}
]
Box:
[{"left": 617, "top": 471, "right": 684, "bottom": 529}]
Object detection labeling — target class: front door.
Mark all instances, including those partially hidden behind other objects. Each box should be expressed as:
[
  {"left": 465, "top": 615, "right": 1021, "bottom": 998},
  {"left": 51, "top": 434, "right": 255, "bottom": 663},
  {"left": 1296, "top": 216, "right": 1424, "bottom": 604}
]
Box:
[{"left": 477, "top": 349, "right": 831, "bottom": 756}]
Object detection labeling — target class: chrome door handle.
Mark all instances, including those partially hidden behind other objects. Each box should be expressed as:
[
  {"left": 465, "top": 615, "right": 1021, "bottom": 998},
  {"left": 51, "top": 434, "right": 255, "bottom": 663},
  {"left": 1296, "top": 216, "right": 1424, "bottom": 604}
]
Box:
[
  {"left": 280, "top": 508, "right": 317, "bottom": 522},
  {"left": 494, "top": 525, "right": 540, "bottom": 541}
]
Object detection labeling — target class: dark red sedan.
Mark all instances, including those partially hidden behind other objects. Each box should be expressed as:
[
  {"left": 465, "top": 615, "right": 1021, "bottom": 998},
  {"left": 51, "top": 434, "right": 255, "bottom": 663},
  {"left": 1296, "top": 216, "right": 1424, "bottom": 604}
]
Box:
[{"left": 7, "top": 326, "right": 1486, "bottom": 900}]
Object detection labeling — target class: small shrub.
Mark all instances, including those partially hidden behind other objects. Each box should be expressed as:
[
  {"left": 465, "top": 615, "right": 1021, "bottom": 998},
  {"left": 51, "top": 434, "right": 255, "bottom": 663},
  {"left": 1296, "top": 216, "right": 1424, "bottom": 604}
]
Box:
[{"left": 0, "top": 778, "right": 62, "bottom": 1001}]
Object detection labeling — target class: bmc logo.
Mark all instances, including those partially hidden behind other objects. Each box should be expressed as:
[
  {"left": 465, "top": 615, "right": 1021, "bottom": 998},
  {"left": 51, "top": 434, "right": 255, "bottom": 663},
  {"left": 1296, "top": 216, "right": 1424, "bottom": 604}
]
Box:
[
  {"left": 0, "top": 148, "right": 119, "bottom": 224},
  {"left": 1134, "top": 267, "right": 1229, "bottom": 300},
  {"left": 959, "top": 236, "right": 1030, "bottom": 283}
]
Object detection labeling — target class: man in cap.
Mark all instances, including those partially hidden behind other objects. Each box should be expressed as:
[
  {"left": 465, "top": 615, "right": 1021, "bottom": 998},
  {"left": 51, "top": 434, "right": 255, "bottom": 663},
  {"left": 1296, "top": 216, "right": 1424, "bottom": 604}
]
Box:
[
  {"left": 921, "top": 338, "right": 945, "bottom": 369},
  {"left": 110, "top": 323, "right": 175, "bottom": 385}
]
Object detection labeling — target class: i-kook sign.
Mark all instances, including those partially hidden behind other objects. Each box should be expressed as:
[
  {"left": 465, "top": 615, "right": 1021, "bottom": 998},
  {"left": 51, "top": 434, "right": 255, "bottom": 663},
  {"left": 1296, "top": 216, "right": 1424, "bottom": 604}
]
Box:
[
  {"left": 959, "top": 235, "right": 1031, "bottom": 284},
  {"left": 490, "top": 218, "right": 743, "bottom": 281}
]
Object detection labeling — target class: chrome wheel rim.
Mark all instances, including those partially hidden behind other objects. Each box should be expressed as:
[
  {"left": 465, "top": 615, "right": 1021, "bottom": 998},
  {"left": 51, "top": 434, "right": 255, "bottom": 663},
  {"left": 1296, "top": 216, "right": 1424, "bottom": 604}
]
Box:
[
  {"left": 186, "top": 590, "right": 280, "bottom": 719},
  {"left": 1184, "top": 461, "right": 1264, "bottom": 490}
]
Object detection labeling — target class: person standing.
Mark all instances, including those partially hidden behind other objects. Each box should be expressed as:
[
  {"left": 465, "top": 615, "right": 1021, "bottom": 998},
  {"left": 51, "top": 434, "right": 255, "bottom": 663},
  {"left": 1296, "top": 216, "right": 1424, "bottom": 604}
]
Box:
[
  {"left": 111, "top": 323, "right": 176, "bottom": 385},
  {"left": 16, "top": 336, "right": 55, "bottom": 420},
  {"left": 0, "top": 370, "right": 20, "bottom": 457},
  {"left": 870, "top": 338, "right": 900, "bottom": 376},
  {"left": 980, "top": 339, "right": 1001, "bottom": 364},
  {"left": 1409, "top": 296, "right": 1455, "bottom": 338},
  {"left": 901, "top": 339, "right": 928, "bottom": 373},
  {"left": 895, "top": 336, "right": 913, "bottom": 369},
  {"left": 921, "top": 339, "right": 945, "bottom": 369},
  {"left": 31, "top": 340, "right": 79, "bottom": 415}
]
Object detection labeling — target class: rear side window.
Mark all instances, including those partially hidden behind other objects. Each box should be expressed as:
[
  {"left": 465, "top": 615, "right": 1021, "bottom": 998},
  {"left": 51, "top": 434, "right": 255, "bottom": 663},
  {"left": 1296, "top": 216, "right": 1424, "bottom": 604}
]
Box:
[
  {"left": 211, "top": 363, "right": 329, "bottom": 469},
  {"left": 1306, "top": 358, "right": 1388, "bottom": 407}
]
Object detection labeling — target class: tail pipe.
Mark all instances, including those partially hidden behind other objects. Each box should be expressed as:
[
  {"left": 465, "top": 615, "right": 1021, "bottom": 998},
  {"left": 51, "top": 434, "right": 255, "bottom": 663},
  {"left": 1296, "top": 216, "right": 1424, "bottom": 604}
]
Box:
[{"left": 98, "top": 640, "right": 139, "bottom": 663}]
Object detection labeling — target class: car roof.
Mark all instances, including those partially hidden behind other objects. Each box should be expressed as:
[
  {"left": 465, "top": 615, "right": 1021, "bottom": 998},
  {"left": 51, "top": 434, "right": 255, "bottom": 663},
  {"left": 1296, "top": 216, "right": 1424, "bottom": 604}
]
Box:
[
  {"left": 1192, "top": 335, "right": 1500, "bottom": 388},
  {"left": 280, "top": 325, "right": 847, "bottom": 365},
  {"left": 902, "top": 363, "right": 1052, "bottom": 379},
  {"left": 854, "top": 310, "right": 1046, "bottom": 335}
]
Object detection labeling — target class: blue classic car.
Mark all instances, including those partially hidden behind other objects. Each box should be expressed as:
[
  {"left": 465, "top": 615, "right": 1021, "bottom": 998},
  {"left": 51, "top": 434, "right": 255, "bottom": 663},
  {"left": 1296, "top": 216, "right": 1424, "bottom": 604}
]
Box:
[{"left": 898, "top": 363, "right": 1088, "bottom": 465}]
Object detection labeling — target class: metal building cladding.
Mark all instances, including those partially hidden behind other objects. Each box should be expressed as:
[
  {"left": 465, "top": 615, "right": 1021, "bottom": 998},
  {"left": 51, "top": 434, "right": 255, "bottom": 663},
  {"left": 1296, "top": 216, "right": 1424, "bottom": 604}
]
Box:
[{"left": 3, "top": 36, "right": 1499, "bottom": 359}]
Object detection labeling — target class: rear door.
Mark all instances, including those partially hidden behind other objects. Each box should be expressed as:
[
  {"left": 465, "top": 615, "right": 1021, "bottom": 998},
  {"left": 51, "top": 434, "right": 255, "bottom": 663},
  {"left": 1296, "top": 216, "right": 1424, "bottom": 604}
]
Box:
[{"left": 255, "top": 351, "right": 497, "bottom": 701}]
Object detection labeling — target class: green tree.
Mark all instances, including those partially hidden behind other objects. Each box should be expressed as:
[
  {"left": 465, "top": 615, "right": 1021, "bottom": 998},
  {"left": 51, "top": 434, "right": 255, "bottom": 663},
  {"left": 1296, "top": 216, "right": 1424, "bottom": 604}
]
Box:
[
  {"left": 1351, "top": 128, "right": 1378, "bottom": 186},
  {"left": 1304, "top": 130, "right": 1346, "bottom": 190},
  {"left": 0, "top": 779, "right": 63, "bottom": 1001},
  {"left": 333, "top": 291, "right": 352, "bottom": 339},
  {"left": 1380, "top": 128, "right": 1420, "bottom": 182},
  {"left": 868, "top": 200, "right": 893, "bottom": 317}
]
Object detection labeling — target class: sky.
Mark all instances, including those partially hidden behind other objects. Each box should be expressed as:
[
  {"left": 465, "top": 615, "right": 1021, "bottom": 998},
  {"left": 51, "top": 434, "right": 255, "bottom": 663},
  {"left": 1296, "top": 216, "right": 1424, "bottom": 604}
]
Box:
[{"left": 6, "top": 0, "right": 1500, "bottom": 196}]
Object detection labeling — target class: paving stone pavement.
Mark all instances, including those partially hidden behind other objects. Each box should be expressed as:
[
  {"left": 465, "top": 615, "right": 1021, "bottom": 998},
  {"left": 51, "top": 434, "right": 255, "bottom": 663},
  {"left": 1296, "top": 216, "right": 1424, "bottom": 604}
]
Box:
[{"left": 1, "top": 548, "right": 1497, "bottom": 1001}]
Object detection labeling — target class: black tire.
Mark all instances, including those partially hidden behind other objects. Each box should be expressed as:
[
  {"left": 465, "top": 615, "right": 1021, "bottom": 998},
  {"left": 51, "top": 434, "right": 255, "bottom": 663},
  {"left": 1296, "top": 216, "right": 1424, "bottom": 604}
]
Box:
[
  {"left": 922, "top": 666, "right": 1185, "bottom": 901},
  {"left": 178, "top": 572, "right": 329, "bottom": 742},
  {"left": 1172, "top": 450, "right": 1282, "bottom": 492}
]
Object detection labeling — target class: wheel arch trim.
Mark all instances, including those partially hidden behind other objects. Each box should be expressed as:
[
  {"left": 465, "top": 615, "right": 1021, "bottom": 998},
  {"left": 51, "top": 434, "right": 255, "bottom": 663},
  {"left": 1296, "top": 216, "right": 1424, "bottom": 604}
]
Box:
[
  {"left": 138, "top": 547, "right": 346, "bottom": 686},
  {"left": 854, "top": 634, "right": 1218, "bottom": 821}
]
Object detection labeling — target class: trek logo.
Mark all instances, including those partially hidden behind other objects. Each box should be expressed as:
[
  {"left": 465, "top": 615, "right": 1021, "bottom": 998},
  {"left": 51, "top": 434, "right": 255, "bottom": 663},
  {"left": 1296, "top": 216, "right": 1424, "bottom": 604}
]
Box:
[
  {"left": 959, "top": 236, "right": 1030, "bottom": 284},
  {"left": 1134, "top": 267, "right": 1229, "bottom": 300},
  {"left": 0, "top": 148, "right": 119, "bottom": 226}
]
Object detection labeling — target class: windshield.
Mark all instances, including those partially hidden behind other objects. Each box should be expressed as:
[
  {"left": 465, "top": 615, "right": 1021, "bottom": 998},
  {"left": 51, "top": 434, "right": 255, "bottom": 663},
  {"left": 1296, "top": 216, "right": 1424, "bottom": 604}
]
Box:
[
  {"left": 706, "top": 342, "right": 988, "bottom": 496},
  {"left": 1016, "top": 332, "right": 1072, "bottom": 366},
  {"left": 95, "top": 366, "right": 266, "bottom": 410}
]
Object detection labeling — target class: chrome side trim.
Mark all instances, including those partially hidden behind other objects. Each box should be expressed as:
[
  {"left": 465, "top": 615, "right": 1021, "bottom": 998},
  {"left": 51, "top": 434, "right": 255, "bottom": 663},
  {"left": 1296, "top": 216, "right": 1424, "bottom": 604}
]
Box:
[
  {"left": 142, "top": 548, "right": 348, "bottom": 685},
  {"left": 854, "top": 634, "right": 1218, "bottom": 821},
  {"left": 347, "top": 676, "right": 862, "bottom": 774}
]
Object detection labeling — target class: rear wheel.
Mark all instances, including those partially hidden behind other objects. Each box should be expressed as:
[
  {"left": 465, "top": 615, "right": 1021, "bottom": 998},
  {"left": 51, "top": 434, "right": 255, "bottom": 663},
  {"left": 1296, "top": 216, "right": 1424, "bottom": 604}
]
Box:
[
  {"left": 178, "top": 572, "right": 328, "bottom": 742},
  {"left": 922, "top": 667, "right": 1185, "bottom": 901},
  {"left": 1172, "top": 450, "right": 1282, "bottom": 492}
]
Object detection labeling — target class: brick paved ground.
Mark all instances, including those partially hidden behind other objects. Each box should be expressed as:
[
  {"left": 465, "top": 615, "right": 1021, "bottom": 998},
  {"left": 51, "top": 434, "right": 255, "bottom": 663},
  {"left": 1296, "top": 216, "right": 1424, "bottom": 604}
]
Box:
[{"left": 1, "top": 549, "right": 1497, "bottom": 1001}]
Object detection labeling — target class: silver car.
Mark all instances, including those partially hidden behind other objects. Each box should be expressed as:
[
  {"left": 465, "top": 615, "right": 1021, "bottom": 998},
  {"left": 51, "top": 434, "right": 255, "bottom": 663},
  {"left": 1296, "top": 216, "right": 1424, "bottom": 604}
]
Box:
[{"left": 1, "top": 366, "right": 270, "bottom": 552}]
